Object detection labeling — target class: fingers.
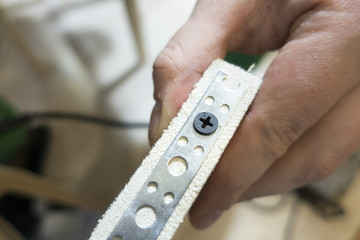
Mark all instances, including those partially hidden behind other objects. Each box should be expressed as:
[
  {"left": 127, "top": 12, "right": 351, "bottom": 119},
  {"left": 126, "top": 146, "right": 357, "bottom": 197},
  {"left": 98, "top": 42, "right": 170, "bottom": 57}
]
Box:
[
  {"left": 149, "top": 0, "right": 360, "bottom": 230},
  {"left": 241, "top": 83, "right": 360, "bottom": 200},
  {"left": 189, "top": 6, "right": 360, "bottom": 228},
  {"left": 149, "top": 0, "right": 322, "bottom": 144}
]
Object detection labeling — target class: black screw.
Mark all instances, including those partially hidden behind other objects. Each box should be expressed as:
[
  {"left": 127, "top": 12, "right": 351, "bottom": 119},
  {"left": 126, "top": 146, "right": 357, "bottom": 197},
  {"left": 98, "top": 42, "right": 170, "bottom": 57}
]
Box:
[{"left": 193, "top": 112, "right": 218, "bottom": 135}]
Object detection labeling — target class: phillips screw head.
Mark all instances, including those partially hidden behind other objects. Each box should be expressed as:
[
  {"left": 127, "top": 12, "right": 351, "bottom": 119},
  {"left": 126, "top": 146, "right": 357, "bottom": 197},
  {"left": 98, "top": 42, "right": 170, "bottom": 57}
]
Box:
[{"left": 193, "top": 112, "right": 218, "bottom": 135}]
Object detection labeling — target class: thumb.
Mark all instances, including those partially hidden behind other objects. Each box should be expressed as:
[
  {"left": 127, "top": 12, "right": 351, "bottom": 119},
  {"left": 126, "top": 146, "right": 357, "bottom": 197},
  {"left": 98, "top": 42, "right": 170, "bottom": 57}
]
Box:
[{"left": 149, "top": 18, "right": 228, "bottom": 145}]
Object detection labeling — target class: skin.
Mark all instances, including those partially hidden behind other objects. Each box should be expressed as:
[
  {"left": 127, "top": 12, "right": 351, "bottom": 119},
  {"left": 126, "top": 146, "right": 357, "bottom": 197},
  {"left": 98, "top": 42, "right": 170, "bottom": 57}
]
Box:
[{"left": 149, "top": 0, "right": 360, "bottom": 229}]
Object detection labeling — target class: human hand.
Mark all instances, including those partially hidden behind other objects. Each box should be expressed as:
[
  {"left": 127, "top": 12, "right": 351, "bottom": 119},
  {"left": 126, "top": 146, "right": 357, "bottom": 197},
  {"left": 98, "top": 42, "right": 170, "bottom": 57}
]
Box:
[{"left": 149, "top": 0, "right": 360, "bottom": 229}]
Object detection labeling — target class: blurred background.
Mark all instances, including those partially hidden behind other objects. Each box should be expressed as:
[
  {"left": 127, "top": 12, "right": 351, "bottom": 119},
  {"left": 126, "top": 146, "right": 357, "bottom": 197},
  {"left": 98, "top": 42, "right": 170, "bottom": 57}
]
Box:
[{"left": 0, "top": 0, "right": 359, "bottom": 239}]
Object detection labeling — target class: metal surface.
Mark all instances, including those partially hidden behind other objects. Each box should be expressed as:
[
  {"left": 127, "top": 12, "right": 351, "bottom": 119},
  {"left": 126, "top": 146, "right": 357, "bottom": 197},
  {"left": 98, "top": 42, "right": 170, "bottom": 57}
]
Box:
[{"left": 108, "top": 71, "right": 248, "bottom": 240}]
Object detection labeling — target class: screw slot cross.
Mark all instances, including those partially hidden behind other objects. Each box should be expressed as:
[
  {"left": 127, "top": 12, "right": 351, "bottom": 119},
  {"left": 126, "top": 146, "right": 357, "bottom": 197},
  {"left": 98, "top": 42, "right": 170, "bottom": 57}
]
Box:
[
  {"left": 193, "top": 112, "right": 218, "bottom": 135},
  {"left": 200, "top": 116, "right": 213, "bottom": 129}
]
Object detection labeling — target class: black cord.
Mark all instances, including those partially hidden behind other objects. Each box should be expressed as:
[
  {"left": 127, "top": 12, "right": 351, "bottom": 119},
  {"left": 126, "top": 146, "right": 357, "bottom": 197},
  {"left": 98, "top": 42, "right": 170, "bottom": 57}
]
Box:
[{"left": 0, "top": 112, "right": 149, "bottom": 135}]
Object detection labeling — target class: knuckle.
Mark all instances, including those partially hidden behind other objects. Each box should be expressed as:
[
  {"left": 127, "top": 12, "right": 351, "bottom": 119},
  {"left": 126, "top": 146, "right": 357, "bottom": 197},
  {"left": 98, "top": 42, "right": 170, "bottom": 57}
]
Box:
[
  {"left": 299, "top": 149, "right": 348, "bottom": 185},
  {"left": 306, "top": 152, "right": 344, "bottom": 183},
  {"left": 251, "top": 111, "right": 302, "bottom": 161},
  {"left": 153, "top": 41, "right": 184, "bottom": 75},
  {"left": 152, "top": 42, "right": 184, "bottom": 101},
  {"left": 294, "top": 151, "right": 349, "bottom": 187},
  {"left": 216, "top": 167, "right": 248, "bottom": 196},
  {"left": 222, "top": 174, "right": 246, "bottom": 194},
  {"left": 307, "top": 161, "right": 335, "bottom": 182},
  {"left": 153, "top": 51, "right": 175, "bottom": 73}
]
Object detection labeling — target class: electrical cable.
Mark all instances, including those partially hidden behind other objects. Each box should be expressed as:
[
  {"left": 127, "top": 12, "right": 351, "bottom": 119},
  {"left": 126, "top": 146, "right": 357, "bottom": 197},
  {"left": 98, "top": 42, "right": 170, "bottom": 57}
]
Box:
[{"left": 0, "top": 112, "right": 149, "bottom": 135}]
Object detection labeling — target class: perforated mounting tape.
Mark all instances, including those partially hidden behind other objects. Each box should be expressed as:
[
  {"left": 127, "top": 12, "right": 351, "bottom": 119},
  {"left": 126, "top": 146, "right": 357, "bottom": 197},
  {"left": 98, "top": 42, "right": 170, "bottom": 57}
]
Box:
[{"left": 90, "top": 59, "right": 262, "bottom": 240}]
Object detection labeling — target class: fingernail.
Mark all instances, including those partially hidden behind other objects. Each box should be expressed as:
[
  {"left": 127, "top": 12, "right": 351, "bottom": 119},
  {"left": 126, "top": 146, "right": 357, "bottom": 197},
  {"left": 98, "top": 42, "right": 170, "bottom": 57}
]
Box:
[
  {"left": 195, "top": 210, "right": 222, "bottom": 229},
  {"left": 149, "top": 101, "right": 162, "bottom": 145}
]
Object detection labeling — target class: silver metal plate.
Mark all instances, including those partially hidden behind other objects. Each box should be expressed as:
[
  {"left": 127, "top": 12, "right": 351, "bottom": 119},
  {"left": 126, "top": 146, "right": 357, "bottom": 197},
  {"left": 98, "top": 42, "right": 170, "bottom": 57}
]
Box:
[{"left": 108, "top": 71, "right": 248, "bottom": 240}]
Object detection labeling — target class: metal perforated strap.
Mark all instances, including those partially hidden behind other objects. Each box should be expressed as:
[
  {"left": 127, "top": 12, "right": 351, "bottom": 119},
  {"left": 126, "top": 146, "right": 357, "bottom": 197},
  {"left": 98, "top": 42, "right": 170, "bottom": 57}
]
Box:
[{"left": 108, "top": 71, "right": 248, "bottom": 240}]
